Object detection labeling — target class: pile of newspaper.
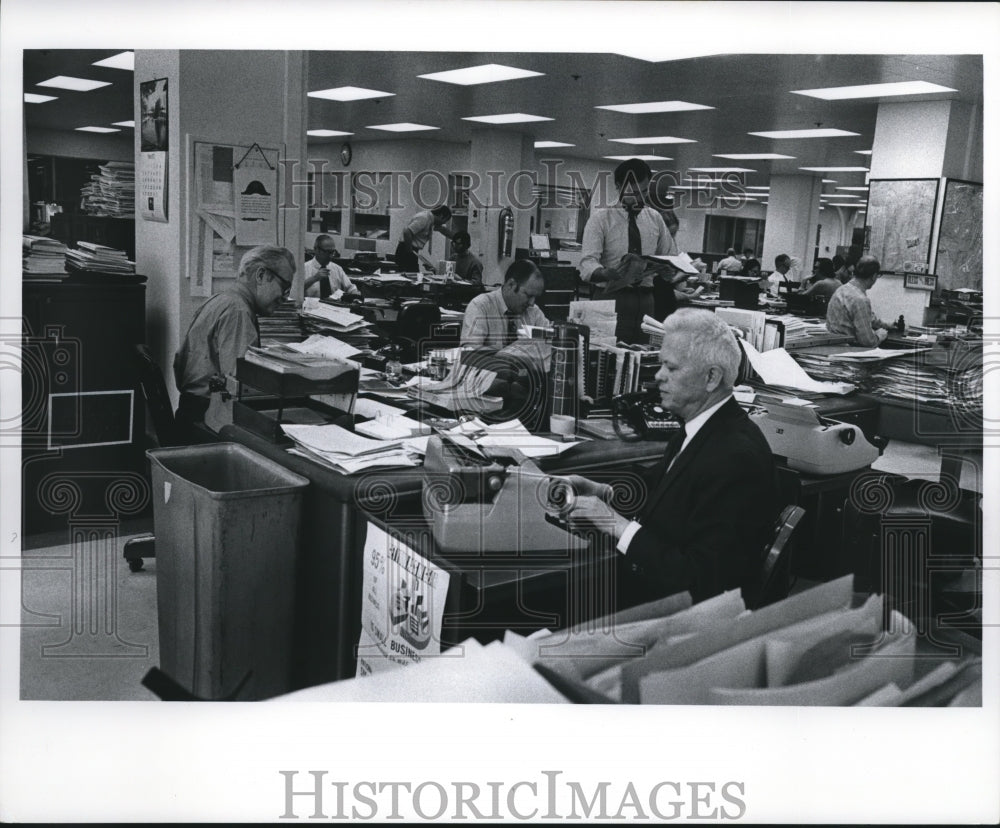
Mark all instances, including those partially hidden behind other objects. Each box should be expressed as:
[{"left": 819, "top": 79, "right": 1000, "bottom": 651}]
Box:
[
  {"left": 281, "top": 423, "right": 421, "bottom": 474},
  {"left": 22, "top": 235, "right": 68, "bottom": 276},
  {"left": 65, "top": 242, "right": 135, "bottom": 275},
  {"left": 80, "top": 161, "right": 135, "bottom": 218}
]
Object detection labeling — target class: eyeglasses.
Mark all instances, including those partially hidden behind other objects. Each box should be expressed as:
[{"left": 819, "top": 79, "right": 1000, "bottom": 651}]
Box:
[{"left": 265, "top": 267, "right": 292, "bottom": 296}]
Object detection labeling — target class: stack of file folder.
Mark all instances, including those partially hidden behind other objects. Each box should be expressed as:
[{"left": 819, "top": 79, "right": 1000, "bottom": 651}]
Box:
[
  {"left": 282, "top": 423, "right": 420, "bottom": 474},
  {"left": 22, "top": 235, "right": 68, "bottom": 277},
  {"left": 80, "top": 161, "right": 135, "bottom": 218},
  {"left": 65, "top": 242, "right": 135, "bottom": 275}
]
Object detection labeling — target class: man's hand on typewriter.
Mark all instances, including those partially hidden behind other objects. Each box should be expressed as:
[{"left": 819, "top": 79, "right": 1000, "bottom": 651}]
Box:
[{"left": 564, "top": 495, "right": 630, "bottom": 541}]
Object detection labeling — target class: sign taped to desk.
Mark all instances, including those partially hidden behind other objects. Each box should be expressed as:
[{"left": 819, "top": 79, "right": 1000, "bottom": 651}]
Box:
[{"left": 356, "top": 523, "right": 450, "bottom": 676}]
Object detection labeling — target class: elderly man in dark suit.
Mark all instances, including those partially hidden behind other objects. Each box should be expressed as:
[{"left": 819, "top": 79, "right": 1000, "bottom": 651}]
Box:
[{"left": 565, "top": 308, "right": 778, "bottom": 606}]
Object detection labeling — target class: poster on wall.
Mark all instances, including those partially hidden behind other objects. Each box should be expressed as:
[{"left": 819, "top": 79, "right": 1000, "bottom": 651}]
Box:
[
  {"left": 139, "top": 78, "right": 168, "bottom": 151},
  {"left": 138, "top": 150, "right": 167, "bottom": 222},
  {"left": 233, "top": 145, "right": 278, "bottom": 246},
  {"left": 355, "top": 522, "right": 450, "bottom": 677}
]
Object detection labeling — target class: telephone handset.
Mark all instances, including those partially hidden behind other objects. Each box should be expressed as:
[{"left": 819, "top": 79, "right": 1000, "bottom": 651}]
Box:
[
  {"left": 611, "top": 388, "right": 682, "bottom": 441},
  {"left": 497, "top": 206, "right": 514, "bottom": 258}
]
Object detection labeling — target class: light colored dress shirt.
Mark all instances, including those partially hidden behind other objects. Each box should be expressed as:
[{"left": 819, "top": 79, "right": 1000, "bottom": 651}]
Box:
[
  {"left": 579, "top": 203, "right": 678, "bottom": 286},
  {"left": 303, "top": 257, "right": 356, "bottom": 298},
  {"left": 453, "top": 251, "right": 483, "bottom": 284},
  {"left": 173, "top": 282, "right": 259, "bottom": 399},
  {"left": 826, "top": 280, "right": 886, "bottom": 347},
  {"left": 617, "top": 394, "right": 733, "bottom": 554},
  {"left": 401, "top": 210, "right": 436, "bottom": 251},
  {"left": 460, "top": 288, "right": 549, "bottom": 349}
]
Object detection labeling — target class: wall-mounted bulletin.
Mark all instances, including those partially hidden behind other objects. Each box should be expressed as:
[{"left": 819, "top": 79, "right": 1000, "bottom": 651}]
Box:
[
  {"left": 186, "top": 139, "right": 281, "bottom": 297},
  {"left": 935, "top": 179, "right": 983, "bottom": 293},
  {"left": 139, "top": 78, "right": 168, "bottom": 222},
  {"left": 865, "top": 179, "right": 939, "bottom": 273}
]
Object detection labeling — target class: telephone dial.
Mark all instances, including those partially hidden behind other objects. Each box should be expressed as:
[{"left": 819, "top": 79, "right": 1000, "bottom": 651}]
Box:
[{"left": 611, "top": 388, "right": 682, "bottom": 441}]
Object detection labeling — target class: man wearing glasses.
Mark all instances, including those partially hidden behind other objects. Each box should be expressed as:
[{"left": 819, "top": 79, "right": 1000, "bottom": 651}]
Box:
[
  {"left": 303, "top": 234, "right": 359, "bottom": 298},
  {"left": 173, "top": 245, "right": 295, "bottom": 436}
]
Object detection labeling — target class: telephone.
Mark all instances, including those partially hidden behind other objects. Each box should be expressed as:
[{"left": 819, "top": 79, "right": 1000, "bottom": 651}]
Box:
[
  {"left": 611, "top": 388, "right": 682, "bottom": 441},
  {"left": 497, "top": 206, "right": 514, "bottom": 258}
]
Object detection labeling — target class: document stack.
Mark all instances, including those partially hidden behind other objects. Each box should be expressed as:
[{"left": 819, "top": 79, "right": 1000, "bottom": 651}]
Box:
[
  {"left": 257, "top": 299, "right": 303, "bottom": 343},
  {"left": 282, "top": 423, "right": 420, "bottom": 474},
  {"left": 22, "top": 235, "right": 68, "bottom": 278},
  {"left": 80, "top": 161, "right": 135, "bottom": 218},
  {"left": 299, "top": 299, "right": 374, "bottom": 348},
  {"left": 568, "top": 299, "right": 617, "bottom": 348},
  {"left": 65, "top": 241, "right": 135, "bottom": 275},
  {"left": 504, "top": 576, "right": 981, "bottom": 706},
  {"left": 867, "top": 346, "right": 982, "bottom": 415}
]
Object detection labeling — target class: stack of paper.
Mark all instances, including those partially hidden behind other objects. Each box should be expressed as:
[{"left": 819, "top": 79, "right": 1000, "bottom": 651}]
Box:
[
  {"left": 788, "top": 349, "right": 875, "bottom": 387},
  {"left": 65, "top": 242, "right": 135, "bottom": 275},
  {"left": 867, "top": 348, "right": 982, "bottom": 411},
  {"left": 284, "top": 333, "right": 362, "bottom": 360},
  {"left": 258, "top": 300, "right": 304, "bottom": 343},
  {"left": 22, "top": 235, "right": 68, "bottom": 276},
  {"left": 408, "top": 362, "right": 503, "bottom": 414},
  {"left": 742, "top": 341, "right": 854, "bottom": 395},
  {"left": 444, "top": 418, "right": 580, "bottom": 459},
  {"left": 300, "top": 298, "right": 371, "bottom": 333},
  {"left": 282, "top": 423, "right": 419, "bottom": 474},
  {"left": 80, "top": 161, "right": 135, "bottom": 218},
  {"left": 353, "top": 398, "right": 432, "bottom": 440},
  {"left": 244, "top": 345, "right": 357, "bottom": 381},
  {"left": 569, "top": 299, "right": 617, "bottom": 347}
]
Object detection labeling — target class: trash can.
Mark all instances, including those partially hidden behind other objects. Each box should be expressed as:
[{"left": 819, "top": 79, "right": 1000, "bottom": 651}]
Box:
[{"left": 148, "top": 442, "right": 309, "bottom": 700}]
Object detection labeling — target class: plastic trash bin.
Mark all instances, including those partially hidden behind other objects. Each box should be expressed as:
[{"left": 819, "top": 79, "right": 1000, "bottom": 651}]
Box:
[{"left": 148, "top": 442, "right": 309, "bottom": 700}]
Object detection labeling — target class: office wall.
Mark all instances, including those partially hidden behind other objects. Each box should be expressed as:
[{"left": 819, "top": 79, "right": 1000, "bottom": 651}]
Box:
[{"left": 26, "top": 127, "right": 133, "bottom": 161}]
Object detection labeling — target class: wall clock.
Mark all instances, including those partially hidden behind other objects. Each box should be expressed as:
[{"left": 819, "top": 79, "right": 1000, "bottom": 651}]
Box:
[{"left": 340, "top": 142, "right": 352, "bottom": 166}]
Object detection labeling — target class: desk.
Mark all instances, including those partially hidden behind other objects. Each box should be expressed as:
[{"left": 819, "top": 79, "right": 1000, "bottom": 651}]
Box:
[{"left": 219, "top": 424, "right": 665, "bottom": 688}]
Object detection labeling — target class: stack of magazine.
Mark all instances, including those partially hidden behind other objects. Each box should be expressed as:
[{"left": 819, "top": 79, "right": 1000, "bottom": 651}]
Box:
[
  {"left": 22, "top": 235, "right": 68, "bottom": 278},
  {"left": 65, "top": 242, "right": 135, "bottom": 275}
]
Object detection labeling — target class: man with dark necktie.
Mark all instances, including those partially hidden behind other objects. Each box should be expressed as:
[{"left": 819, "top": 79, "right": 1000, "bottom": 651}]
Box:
[
  {"left": 563, "top": 309, "right": 778, "bottom": 606},
  {"left": 459, "top": 259, "right": 549, "bottom": 349},
  {"left": 580, "top": 158, "right": 679, "bottom": 344}
]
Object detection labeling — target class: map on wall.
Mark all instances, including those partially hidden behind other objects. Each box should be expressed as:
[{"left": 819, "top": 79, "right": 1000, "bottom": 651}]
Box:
[
  {"left": 865, "top": 179, "right": 939, "bottom": 273},
  {"left": 935, "top": 179, "right": 983, "bottom": 292}
]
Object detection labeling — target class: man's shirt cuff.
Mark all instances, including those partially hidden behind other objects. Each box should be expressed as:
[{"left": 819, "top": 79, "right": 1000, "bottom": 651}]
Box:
[{"left": 617, "top": 520, "right": 642, "bottom": 554}]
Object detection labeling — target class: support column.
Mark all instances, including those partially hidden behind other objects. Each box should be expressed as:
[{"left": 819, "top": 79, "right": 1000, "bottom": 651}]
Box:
[
  {"left": 468, "top": 130, "right": 535, "bottom": 285},
  {"left": 761, "top": 175, "right": 822, "bottom": 277}
]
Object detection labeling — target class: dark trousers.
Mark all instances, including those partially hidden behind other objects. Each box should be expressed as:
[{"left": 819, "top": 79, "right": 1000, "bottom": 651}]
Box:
[
  {"left": 612, "top": 288, "right": 654, "bottom": 345},
  {"left": 394, "top": 241, "right": 419, "bottom": 273},
  {"left": 653, "top": 275, "right": 679, "bottom": 323}
]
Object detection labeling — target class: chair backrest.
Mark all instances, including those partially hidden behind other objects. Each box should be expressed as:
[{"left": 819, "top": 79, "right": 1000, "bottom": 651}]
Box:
[
  {"left": 132, "top": 344, "right": 181, "bottom": 447},
  {"left": 394, "top": 301, "right": 442, "bottom": 361},
  {"left": 750, "top": 504, "right": 806, "bottom": 610}
]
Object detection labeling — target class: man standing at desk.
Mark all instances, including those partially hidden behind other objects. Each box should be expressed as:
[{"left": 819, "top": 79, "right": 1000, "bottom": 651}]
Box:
[
  {"left": 826, "top": 254, "right": 892, "bottom": 346},
  {"left": 302, "top": 234, "right": 358, "bottom": 299},
  {"left": 395, "top": 205, "right": 453, "bottom": 273},
  {"left": 580, "top": 158, "right": 678, "bottom": 344},
  {"left": 173, "top": 245, "right": 295, "bottom": 437},
  {"left": 564, "top": 308, "right": 778, "bottom": 606},
  {"left": 460, "top": 259, "right": 549, "bottom": 349}
]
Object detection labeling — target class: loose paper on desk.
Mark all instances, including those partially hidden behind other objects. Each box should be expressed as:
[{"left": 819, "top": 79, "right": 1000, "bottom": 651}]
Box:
[
  {"left": 741, "top": 340, "right": 854, "bottom": 395},
  {"left": 284, "top": 333, "right": 361, "bottom": 360},
  {"left": 355, "top": 523, "right": 451, "bottom": 676},
  {"left": 828, "top": 347, "right": 920, "bottom": 362}
]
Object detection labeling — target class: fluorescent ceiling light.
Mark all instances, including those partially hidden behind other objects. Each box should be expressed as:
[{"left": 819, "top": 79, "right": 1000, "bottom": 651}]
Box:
[
  {"left": 92, "top": 51, "right": 134, "bottom": 70},
  {"left": 713, "top": 153, "right": 795, "bottom": 160},
  {"left": 112, "top": 120, "right": 135, "bottom": 128},
  {"left": 75, "top": 126, "right": 120, "bottom": 133},
  {"left": 836, "top": 186, "right": 869, "bottom": 191},
  {"left": 463, "top": 113, "right": 553, "bottom": 124},
  {"left": 367, "top": 123, "right": 438, "bottom": 133},
  {"left": 308, "top": 86, "right": 394, "bottom": 101},
  {"left": 749, "top": 128, "right": 859, "bottom": 139},
  {"left": 418, "top": 63, "right": 542, "bottom": 85},
  {"left": 307, "top": 129, "right": 354, "bottom": 137},
  {"left": 745, "top": 186, "right": 770, "bottom": 190},
  {"left": 689, "top": 167, "right": 755, "bottom": 173},
  {"left": 791, "top": 80, "right": 957, "bottom": 100},
  {"left": 38, "top": 76, "right": 111, "bottom": 92},
  {"left": 534, "top": 141, "right": 574, "bottom": 148},
  {"left": 854, "top": 150, "right": 873, "bottom": 155},
  {"left": 24, "top": 93, "right": 57, "bottom": 103},
  {"left": 604, "top": 155, "right": 672, "bottom": 162},
  {"left": 823, "top": 193, "right": 860, "bottom": 198},
  {"left": 801, "top": 166, "right": 870, "bottom": 172},
  {"left": 614, "top": 47, "right": 722, "bottom": 62},
  {"left": 670, "top": 184, "right": 715, "bottom": 190},
  {"left": 822, "top": 179, "right": 837, "bottom": 183},
  {"left": 596, "top": 100, "right": 714, "bottom": 114},
  {"left": 609, "top": 136, "right": 696, "bottom": 145}
]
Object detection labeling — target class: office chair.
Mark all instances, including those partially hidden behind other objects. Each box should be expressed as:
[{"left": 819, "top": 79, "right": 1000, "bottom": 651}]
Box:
[
  {"left": 123, "top": 344, "right": 181, "bottom": 572},
  {"left": 393, "top": 301, "right": 441, "bottom": 362},
  {"left": 747, "top": 504, "right": 806, "bottom": 610}
]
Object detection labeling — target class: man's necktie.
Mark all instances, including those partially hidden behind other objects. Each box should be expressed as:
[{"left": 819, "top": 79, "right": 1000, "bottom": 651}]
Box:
[
  {"left": 664, "top": 423, "right": 687, "bottom": 473},
  {"left": 627, "top": 209, "right": 642, "bottom": 255},
  {"left": 504, "top": 311, "right": 518, "bottom": 347}
]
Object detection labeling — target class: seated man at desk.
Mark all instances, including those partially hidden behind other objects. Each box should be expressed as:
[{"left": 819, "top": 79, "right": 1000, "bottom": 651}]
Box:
[
  {"left": 303, "top": 234, "right": 358, "bottom": 299},
  {"left": 563, "top": 308, "right": 778, "bottom": 606},
  {"left": 173, "top": 245, "right": 295, "bottom": 437},
  {"left": 826, "top": 255, "right": 892, "bottom": 346},
  {"left": 450, "top": 231, "right": 483, "bottom": 284},
  {"left": 460, "top": 259, "right": 549, "bottom": 349},
  {"left": 766, "top": 253, "right": 803, "bottom": 295}
]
